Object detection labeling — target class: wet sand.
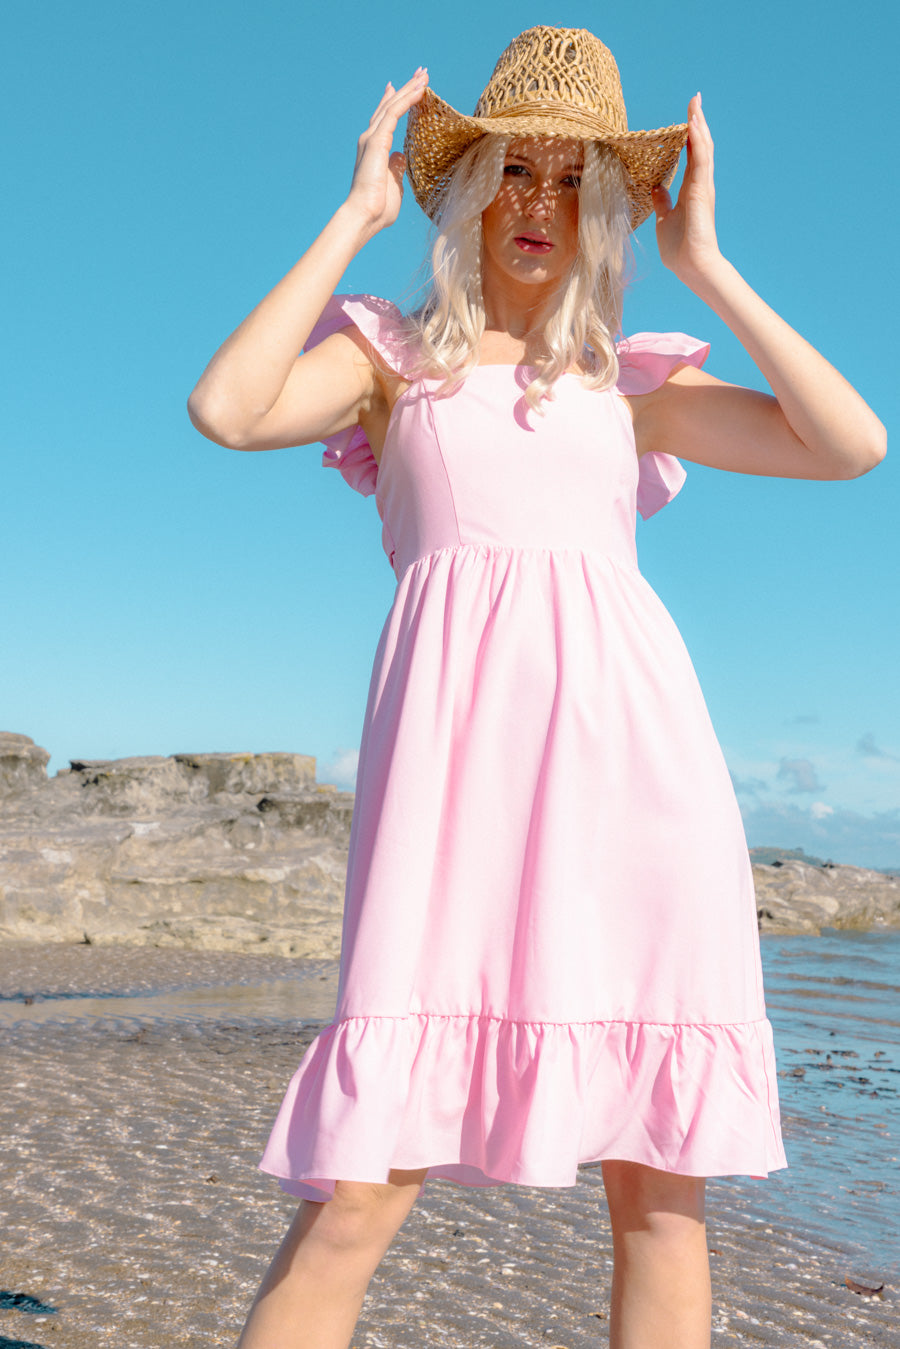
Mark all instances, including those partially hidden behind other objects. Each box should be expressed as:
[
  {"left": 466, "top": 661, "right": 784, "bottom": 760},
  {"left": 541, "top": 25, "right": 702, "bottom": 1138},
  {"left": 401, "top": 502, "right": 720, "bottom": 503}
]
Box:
[{"left": 1, "top": 944, "right": 897, "bottom": 1348}]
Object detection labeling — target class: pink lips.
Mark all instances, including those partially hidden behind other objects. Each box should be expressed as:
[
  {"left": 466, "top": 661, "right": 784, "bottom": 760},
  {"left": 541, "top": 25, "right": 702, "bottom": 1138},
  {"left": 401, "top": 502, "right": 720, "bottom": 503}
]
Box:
[{"left": 514, "top": 234, "right": 554, "bottom": 254}]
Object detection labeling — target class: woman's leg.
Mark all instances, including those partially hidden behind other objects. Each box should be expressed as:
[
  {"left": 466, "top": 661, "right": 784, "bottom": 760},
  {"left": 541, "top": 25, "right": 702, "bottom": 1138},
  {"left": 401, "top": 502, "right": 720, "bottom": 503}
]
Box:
[
  {"left": 601, "top": 1160, "right": 711, "bottom": 1349},
  {"left": 237, "top": 1167, "right": 428, "bottom": 1349}
]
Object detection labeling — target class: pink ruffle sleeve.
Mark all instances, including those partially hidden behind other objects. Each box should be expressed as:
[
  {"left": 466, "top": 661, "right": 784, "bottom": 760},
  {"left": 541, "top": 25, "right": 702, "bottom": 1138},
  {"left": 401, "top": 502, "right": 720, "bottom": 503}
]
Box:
[
  {"left": 307, "top": 294, "right": 413, "bottom": 497},
  {"left": 615, "top": 332, "right": 711, "bottom": 520}
]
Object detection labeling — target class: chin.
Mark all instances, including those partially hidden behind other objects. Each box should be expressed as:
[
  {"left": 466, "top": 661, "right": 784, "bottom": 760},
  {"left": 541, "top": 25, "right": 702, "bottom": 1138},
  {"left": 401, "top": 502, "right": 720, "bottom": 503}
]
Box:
[{"left": 513, "top": 262, "right": 567, "bottom": 285}]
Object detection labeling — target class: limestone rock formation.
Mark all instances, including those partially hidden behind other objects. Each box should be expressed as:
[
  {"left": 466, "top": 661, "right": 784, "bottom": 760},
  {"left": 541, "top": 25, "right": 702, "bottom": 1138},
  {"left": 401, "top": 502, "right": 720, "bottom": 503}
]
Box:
[
  {"left": 0, "top": 733, "right": 50, "bottom": 797},
  {"left": 0, "top": 736, "right": 352, "bottom": 956}
]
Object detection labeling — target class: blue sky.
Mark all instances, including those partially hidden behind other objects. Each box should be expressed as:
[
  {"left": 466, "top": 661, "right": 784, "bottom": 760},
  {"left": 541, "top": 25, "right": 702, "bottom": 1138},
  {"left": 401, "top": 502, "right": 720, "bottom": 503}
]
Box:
[{"left": 4, "top": 0, "right": 898, "bottom": 868}]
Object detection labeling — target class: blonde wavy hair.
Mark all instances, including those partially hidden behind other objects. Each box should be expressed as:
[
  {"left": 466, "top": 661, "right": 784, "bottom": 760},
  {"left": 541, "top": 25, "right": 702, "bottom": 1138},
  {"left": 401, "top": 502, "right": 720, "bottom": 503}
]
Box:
[{"left": 403, "top": 135, "right": 633, "bottom": 410}]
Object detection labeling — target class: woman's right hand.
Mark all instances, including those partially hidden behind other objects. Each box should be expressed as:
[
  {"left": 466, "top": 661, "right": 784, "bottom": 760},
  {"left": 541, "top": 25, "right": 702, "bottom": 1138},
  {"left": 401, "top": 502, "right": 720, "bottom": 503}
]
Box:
[
  {"left": 188, "top": 70, "right": 429, "bottom": 453},
  {"left": 346, "top": 70, "right": 429, "bottom": 234}
]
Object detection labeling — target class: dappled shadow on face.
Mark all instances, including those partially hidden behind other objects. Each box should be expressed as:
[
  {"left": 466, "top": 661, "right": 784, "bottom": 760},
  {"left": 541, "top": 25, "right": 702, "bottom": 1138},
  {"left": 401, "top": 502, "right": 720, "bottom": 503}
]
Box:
[{"left": 481, "top": 136, "right": 584, "bottom": 294}]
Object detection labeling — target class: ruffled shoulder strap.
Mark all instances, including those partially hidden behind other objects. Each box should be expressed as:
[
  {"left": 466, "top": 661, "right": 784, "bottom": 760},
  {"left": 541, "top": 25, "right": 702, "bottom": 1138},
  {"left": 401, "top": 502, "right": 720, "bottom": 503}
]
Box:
[
  {"left": 308, "top": 295, "right": 414, "bottom": 497},
  {"left": 615, "top": 331, "right": 710, "bottom": 520}
]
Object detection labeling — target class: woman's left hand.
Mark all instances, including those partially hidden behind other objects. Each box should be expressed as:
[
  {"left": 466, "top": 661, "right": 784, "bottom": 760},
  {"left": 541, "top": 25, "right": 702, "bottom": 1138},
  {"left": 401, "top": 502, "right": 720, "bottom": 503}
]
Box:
[
  {"left": 637, "top": 91, "right": 885, "bottom": 482},
  {"left": 652, "top": 94, "right": 722, "bottom": 286}
]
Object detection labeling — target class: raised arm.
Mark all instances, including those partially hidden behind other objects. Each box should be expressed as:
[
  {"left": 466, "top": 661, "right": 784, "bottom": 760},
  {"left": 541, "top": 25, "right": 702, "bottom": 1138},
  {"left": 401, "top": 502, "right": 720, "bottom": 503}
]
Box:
[
  {"left": 630, "top": 95, "right": 886, "bottom": 480},
  {"left": 187, "top": 70, "right": 429, "bottom": 451}
]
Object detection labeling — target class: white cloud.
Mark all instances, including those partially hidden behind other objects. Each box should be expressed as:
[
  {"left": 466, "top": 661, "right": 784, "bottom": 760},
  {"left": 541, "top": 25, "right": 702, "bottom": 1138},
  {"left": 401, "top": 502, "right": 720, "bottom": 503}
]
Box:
[
  {"left": 726, "top": 737, "right": 900, "bottom": 832},
  {"left": 810, "top": 801, "right": 834, "bottom": 820},
  {"left": 319, "top": 747, "right": 359, "bottom": 791}
]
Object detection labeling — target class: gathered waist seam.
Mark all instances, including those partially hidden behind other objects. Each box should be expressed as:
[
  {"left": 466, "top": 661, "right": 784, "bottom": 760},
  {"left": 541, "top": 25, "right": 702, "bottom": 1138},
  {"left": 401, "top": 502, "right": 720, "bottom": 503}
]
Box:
[{"left": 397, "top": 542, "right": 641, "bottom": 581}]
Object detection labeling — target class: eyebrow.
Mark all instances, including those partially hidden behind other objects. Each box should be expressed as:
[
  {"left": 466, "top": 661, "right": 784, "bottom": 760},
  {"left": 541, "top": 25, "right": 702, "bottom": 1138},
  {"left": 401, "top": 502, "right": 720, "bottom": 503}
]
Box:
[{"left": 505, "top": 152, "right": 584, "bottom": 173}]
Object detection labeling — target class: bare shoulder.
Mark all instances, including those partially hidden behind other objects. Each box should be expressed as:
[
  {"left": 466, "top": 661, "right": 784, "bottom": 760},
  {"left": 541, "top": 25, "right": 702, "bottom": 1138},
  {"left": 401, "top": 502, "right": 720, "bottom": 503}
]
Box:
[
  {"left": 320, "top": 326, "right": 411, "bottom": 464},
  {"left": 299, "top": 325, "right": 380, "bottom": 393},
  {"left": 623, "top": 363, "right": 852, "bottom": 480},
  {"left": 627, "top": 362, "right": 760, "bottom": 452},
  {"left": 625, "top": 363, "right": 728, "bottom": 416},
  {"left": 324, "top": 324, "right": 411, "bottom": 401}
]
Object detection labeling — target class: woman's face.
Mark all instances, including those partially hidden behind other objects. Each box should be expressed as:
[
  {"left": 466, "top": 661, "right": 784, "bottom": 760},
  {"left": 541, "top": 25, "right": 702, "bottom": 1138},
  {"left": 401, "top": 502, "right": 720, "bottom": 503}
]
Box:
[{"left": 481, "top": 137, "right": 583, "bottom": 291}]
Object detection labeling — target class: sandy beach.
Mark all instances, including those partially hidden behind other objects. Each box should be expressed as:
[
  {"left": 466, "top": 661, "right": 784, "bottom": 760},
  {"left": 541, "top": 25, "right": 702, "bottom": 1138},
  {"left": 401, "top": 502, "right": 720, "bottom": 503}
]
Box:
[{"left": 1, "top": 944, "right": 897, "bottom": 1348}]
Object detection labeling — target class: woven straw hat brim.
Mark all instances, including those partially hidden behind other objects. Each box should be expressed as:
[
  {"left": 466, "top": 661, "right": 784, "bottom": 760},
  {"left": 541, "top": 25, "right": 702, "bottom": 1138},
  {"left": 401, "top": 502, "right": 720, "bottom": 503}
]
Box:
[{"left": 405, "top": 87, "right": 687, "bottom": 230}]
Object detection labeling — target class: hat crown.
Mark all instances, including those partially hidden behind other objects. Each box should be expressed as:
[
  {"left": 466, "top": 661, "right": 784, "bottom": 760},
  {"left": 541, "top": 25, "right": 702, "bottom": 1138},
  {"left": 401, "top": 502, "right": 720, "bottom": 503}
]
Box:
[{"left": 474, "top": 26, "right": 627, "bottom": 134}]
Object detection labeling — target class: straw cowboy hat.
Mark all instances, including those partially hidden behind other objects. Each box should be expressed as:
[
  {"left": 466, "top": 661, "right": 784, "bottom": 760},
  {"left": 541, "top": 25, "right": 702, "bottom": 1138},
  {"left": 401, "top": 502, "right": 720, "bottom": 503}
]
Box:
[{"left": 404, "top": 26, "right": 688, "bottom": 230}]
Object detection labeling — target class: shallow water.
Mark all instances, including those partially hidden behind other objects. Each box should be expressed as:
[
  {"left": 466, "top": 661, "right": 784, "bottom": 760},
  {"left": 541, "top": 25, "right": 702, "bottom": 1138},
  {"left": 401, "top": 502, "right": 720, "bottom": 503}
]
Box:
[
  {"left": 2, "top": 928, "right": 897, "bottom": 1280},
  {"left": 0, "top": 960, "right": 340, "bottom": 1025},
  {"left": 714, "top": 928, "right": 900, "bottom": 1277}
]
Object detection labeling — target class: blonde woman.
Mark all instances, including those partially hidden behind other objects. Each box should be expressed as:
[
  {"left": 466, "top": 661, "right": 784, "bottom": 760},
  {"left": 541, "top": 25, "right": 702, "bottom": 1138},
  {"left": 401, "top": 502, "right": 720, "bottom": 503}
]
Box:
[{"left": 189, "top": 27, "right": 885, "bottom": 1349}]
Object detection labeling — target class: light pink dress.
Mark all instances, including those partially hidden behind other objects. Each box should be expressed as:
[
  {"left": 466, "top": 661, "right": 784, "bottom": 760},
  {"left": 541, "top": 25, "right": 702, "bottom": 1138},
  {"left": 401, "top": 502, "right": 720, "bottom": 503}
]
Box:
[{"left": 260, "top": 294, "right": 786, "bottom": 1200}]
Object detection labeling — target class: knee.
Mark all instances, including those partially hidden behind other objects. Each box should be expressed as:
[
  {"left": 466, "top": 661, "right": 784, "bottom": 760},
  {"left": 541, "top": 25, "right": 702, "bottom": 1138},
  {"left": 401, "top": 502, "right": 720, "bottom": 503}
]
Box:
[
  {"left": 602, "top": 1160, "right": 706, "bottom": 1244},
  {"left": 309, "top": 1178, "right": 418, "bottom": 1254}
]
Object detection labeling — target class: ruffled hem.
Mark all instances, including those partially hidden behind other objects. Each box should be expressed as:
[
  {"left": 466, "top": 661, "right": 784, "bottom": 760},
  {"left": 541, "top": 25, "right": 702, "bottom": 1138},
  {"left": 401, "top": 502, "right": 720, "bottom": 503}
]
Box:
[
  {"left": 615, "top": 331, "right": 710, "bottom": 396},
  {"left": 259, "top": 1012, "right": 786, "bottom": 1200}
]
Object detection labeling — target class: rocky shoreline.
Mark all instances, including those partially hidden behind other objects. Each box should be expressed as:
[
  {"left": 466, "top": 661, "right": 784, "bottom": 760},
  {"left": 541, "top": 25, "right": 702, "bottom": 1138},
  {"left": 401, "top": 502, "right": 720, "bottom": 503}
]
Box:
[
  {"left": 752, "top": 853, "right": 900, "bottom": 935},
  {"left": 2, "top": 732, "right": 898, "bottom": 952}
]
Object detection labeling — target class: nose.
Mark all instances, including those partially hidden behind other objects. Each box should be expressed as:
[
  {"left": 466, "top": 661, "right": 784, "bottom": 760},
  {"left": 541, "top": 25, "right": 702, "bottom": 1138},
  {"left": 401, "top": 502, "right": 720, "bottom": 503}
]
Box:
[{"left": 524, "top": 178, "right": 558, "bottom": 221}]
